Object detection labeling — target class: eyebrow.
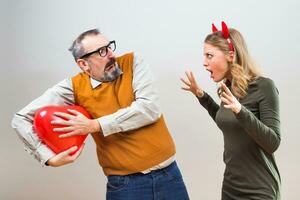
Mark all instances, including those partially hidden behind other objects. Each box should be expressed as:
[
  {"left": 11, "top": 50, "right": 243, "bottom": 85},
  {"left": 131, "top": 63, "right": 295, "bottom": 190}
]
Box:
[
  {"left": 204, "top": 52, "right": 214, "bottom": 55},
  {"left": 81, "top": 44, "right": 107, "bottom": 58},
  {"left": 89, "top": 43, "right": 109, "bottom": 52}
]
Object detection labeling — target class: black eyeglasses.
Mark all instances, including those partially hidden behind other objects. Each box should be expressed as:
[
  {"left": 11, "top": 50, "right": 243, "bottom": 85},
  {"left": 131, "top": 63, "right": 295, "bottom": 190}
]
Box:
[{"left": 79, "top": 40, "right": 116, "bottom": 59}]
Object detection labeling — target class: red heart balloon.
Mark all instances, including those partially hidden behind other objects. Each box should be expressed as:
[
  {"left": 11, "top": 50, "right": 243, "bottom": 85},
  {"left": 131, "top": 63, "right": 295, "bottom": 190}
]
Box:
[{"left": 34, "top": 105, "right": 91, "bottom": 155}]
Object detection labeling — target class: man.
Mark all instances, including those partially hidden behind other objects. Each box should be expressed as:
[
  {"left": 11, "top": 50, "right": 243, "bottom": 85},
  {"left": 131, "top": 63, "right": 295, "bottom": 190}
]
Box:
[{"left": 11, "top": 29, "right": 189, "bottom": 199}]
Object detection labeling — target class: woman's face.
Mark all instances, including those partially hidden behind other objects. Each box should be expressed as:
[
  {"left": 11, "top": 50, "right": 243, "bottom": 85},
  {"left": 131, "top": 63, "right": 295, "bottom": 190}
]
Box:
[{"left": 203, "top": 43, "right": 233, "bottom": 82}]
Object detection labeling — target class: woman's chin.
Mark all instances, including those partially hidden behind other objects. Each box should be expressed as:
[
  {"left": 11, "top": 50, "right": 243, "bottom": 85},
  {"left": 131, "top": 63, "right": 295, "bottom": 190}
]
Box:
[{"left": 211, "top": 77, "right": 220, "bottom": 82}]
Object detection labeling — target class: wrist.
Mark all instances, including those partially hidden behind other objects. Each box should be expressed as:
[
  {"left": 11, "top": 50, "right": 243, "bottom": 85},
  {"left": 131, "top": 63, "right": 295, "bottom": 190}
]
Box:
[
  {"left": 45, "top": 158, "right": 55, "bottom": 167},
  {"left": 90, "top": 119, "right": 101, "bottom": 133},
  {"left": 196, "top": 89, "right": 204, "bottom": 98},
  {"left": 233, "top": 104, "right": 242, "bottom": 114}
]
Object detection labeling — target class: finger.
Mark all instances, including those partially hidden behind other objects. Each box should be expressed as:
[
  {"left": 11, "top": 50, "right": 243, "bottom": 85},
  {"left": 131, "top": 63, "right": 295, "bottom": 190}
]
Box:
[
  {"left": 67, "top": 109, "right": 82, "bottom": 116},
  {"left": 221, "top": 83, "right": 233, "bottom": 96},
  {"left": 220, "top": 82, "right": 229, "bottom": 93},
  {"left": 220, "top": 97, "right": 231, "bottom": 105},
  {"left": 189, "top": 71, "right": 197, "bottom": 83},
  {"left": 51, "top": 119, "right": 72, "bottom": 126},
  {"left": 53, "top": 126, "right": 75, "bottom": 132},
  {"left": 221, "top": 92, "right": 232, "bottom": 102},
  {"left": 223, "top": 104, "right": 234, "bottom": 109},
  {"left": 71, "top": 144, "right": 85, "bottom": 159},
  {"left": 53, "top": 112, "right": 75, "bottom": 120},
  {"left": 58, "top": 130, "right": 79, "bottom": 138},
  {"left": 181, "top": 87, "right": 191, "bottom": 91},
  {"left": 185, "top": 71, "right": 192, "bottom": 81},
  {"left": 61, "top": 146, "right": 78, "bottom": 156},
  {"left": 180, "top": 78, "right": 190, "bottom": 86}
]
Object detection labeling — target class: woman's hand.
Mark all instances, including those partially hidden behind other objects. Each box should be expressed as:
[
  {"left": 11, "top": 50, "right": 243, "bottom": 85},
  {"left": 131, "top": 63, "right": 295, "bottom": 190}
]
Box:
[
  {"left": 180, "top": 70, "right": 204, "bottom": 97},
  {"left": 220, "top": 82, "right": 241, "bottom": 114}
]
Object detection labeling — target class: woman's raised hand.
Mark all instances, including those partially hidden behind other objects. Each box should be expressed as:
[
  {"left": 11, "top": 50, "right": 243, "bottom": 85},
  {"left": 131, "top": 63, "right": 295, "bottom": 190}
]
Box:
[{"left": 181, "top": 70, "right": 204, "bottom": 97}]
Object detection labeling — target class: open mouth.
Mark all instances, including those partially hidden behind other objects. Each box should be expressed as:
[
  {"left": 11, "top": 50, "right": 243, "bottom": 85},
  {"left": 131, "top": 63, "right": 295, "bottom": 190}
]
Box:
[
  {"left": 206, "top": 69, "right": 213, "bottom": 78},
  {"left": 105, "top": 63, "right": 115, "bottom": 72}
]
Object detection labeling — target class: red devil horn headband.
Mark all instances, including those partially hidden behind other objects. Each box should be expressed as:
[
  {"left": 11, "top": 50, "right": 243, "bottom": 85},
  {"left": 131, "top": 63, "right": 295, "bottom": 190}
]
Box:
[
  {"left": 211, "top": 21, "right": 234, "bottom": 51},
  {"left": 212, "top": 23, "right": 218, "bottom": 32}
]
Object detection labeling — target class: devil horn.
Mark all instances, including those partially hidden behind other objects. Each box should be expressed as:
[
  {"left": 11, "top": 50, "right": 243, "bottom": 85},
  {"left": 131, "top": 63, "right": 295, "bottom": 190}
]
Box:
[
  {"left": 221, "top": 21, "right": 230, "bottom": 39},
  {"left": 212, "top": 23, "right": 218, "bottom": 32}
]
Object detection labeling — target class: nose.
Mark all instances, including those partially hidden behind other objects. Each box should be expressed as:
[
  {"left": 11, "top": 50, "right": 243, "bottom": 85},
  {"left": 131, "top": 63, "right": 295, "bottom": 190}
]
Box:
[
  {"left": 106, "top": 48, "right": 115, "bottom": 58},
  {"left": 203, "top": 57, "right": 209, "bottom": 68}
]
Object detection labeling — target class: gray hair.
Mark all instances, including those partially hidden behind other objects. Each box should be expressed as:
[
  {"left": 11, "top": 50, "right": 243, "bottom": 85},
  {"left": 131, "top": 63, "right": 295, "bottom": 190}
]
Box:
[{"left": 69, "top": 29, "right": 101, "bottom": 61}]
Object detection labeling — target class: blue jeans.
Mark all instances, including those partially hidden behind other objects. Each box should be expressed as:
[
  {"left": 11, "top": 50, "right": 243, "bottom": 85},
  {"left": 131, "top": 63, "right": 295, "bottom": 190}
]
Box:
[{"left": 106, "top": 161, "right": 189, "bottom": 200}]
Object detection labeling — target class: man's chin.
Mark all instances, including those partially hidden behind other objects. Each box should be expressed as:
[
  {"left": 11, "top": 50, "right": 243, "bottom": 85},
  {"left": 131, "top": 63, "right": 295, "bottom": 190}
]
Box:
[{"left": 100, "top": 66, "right": 122, "bottom": 82}]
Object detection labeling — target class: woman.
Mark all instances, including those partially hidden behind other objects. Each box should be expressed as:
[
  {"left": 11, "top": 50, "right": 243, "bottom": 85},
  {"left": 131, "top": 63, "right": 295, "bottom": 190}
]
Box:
[{"left": 181, "top": 22, "right": 281, "bottom": 199}]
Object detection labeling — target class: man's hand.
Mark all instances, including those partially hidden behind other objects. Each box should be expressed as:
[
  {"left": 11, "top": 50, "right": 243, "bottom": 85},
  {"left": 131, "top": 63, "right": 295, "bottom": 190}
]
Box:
[
  {"left": 46, "top": 145, "right": 84, "bottom": 167},
  {"left": 51, "top": 109, "right": 101, "bottom": 138}
]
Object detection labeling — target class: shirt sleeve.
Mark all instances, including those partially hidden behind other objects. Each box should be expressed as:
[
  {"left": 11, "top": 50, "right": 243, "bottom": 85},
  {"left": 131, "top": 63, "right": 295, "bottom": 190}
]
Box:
[
  {"left": 197, "top": 92, "right": 220, "bottom": 121},
  {"left": 235, "top": 78, "right": 281, "bottom": 154},
  {"left": 11, "top": 78, "right": 75, "bottom": 166},
  {"left": 98, "top": 53, "right": 162, "bottom": 137}
]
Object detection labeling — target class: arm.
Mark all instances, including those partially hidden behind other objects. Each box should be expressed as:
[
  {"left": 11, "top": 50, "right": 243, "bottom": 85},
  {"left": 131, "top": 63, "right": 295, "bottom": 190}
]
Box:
[
  {"left": 181, "top": 70, "right": 219, "bottom": 121},
  {"left": 235, "top": 78, "right": 280, "bottom": 154},
  {"left": 98, "top": 53, "right": 162, "bottom": 137},
  {"left": 197, "top": 92, "right": 220, "bottom": 121},
  {"left": 11, "top": 79, "right": 75, "bottom": 165}
]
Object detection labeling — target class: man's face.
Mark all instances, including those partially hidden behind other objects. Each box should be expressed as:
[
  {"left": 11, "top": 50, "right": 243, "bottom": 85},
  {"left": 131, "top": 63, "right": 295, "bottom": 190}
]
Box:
[{"left": 77, "top": 34, "right": 121, "bottom": 82}]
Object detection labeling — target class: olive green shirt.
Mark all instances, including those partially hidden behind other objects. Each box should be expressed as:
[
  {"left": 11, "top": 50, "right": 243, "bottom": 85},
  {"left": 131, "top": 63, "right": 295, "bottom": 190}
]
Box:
[{"left": 198, "top": 77, "right": 281, "bottom": 200}]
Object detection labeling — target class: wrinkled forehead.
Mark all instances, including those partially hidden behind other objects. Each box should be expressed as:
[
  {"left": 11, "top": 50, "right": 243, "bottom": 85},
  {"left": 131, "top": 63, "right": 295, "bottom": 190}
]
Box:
[{"left": 81, "top": 34, "right": 109, "bottom": 52}]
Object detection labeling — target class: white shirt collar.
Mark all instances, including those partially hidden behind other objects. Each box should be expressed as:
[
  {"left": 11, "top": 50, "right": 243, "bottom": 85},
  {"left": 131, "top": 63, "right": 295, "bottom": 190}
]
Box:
[{"left": 90, "top": 77, "right": 102, "bottom": 89}]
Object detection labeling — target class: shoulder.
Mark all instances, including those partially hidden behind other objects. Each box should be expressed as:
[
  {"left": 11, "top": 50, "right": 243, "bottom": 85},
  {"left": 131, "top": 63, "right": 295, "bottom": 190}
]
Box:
[
  {"left": 116, "top": 52, "right": 135, "bottom": 70},
  {"left": 252, "top": 76, "right": 276, "bottom": 89},
  {"left": 252, "top": 76, "right": 279, "bottom": 97},
  {"left": 72, "top": 72, "right": 88, "bottom": 81},
  {"left": 71, "top": 72, "right": 90, "bottom": 89},
  {"left": 118, "top": 52, "right": 145, "bottom": 63},
  {"left": 116, "top": 52, "right": 134, "bottom": 61}
]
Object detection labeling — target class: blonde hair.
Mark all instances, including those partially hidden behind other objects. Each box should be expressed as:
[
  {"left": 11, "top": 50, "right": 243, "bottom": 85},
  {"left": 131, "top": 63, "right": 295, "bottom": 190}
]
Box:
[{"left": 205, "top": 28, "right": 261, "bottom": 99}]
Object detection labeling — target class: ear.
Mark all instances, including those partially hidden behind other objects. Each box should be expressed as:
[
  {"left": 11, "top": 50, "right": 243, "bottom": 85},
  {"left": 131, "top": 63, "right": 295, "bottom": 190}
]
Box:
[
  {"left": 227, "top": 51, "right": 234, "bottom": 63},
  {"left": 76, "top": 59, "right": 91, "bottom": 74}
]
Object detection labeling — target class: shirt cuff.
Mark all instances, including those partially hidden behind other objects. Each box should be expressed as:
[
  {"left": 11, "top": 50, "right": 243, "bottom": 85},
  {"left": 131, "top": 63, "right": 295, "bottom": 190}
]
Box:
[
  {"left": 234, "top": 105, "right": 248, "bottom": 120},
  {"left": 34, "top": 144, "right": 56, "bottom": 166},
  {"left": 196, "top": 91, "right": 208, "bottom": 102},
  {"left": 97, "top": 115, "right": 121, "bottom": 137}
]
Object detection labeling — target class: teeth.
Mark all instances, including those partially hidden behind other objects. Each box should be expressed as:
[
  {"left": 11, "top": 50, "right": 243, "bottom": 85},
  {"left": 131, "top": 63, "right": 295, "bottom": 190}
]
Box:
[{"left": 206, "top": 70, "right": 212, "bottom": 75}]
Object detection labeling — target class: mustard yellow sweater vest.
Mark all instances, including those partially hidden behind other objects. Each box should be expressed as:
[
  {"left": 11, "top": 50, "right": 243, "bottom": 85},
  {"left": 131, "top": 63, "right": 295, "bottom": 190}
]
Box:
[{"left": 72, "top": 53, "right": 176, "bottom": 175}]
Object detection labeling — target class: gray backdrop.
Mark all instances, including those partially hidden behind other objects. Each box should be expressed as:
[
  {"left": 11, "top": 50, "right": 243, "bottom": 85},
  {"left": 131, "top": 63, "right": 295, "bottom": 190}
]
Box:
[{"left": 1, "top": 0, "right": 299, "bottom": 199}]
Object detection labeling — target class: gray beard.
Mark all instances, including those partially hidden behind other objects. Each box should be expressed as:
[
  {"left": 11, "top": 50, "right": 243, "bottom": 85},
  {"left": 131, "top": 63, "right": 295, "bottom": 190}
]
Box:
[{"left": 99, "top": 65, "right": 123, "bottom": 82}]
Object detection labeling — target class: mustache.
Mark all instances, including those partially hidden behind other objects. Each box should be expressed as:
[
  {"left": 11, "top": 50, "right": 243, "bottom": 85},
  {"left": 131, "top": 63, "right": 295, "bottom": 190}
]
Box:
[{"left": 105, "top": 58, "right": 116, "bottom": 68}]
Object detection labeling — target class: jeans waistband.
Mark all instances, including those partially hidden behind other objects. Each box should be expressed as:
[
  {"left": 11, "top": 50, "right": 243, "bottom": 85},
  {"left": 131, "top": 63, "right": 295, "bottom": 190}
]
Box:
[{"left": 127, "top": 161, "right": 177, "bottom": 178}]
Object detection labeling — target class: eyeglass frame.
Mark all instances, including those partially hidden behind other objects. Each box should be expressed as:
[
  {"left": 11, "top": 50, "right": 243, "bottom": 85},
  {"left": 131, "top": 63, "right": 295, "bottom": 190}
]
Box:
[{"left": 79, "top": 40, "right": 116, "bottom": 60}]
